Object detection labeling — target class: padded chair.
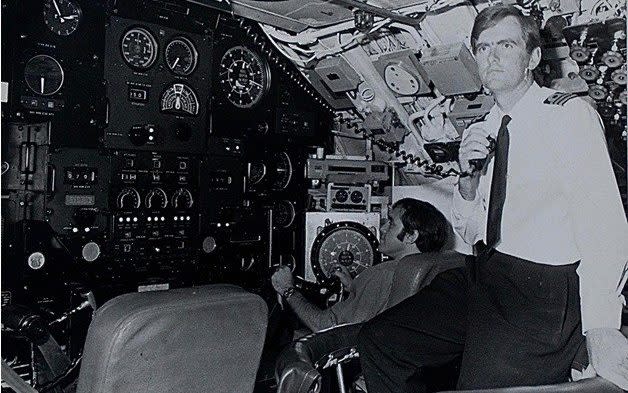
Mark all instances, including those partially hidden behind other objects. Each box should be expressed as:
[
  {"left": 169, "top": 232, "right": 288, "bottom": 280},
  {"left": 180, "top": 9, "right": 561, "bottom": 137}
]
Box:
[
  {"left": 76, "top": 284, "right": 267, "bottom": 393},
  {"left": 275, "top": 252, "right": 626, "bottom": 393}
]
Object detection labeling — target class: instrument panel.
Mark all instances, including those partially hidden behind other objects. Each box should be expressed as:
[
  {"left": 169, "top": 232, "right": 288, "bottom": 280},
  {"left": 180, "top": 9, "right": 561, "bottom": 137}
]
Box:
[{"left": 103, "top": 16, "right": 212, "bottom": 153}]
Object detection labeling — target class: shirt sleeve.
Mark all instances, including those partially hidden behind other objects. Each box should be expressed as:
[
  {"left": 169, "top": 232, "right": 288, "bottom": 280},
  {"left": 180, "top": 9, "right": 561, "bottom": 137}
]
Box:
[
  {"left": 452, "top": 178, "right": 485, "bottom": 247},
  {"left": 329, "top": 266, "right": 394, "bottom": 325},
  {"left": 551, "top": 99, "right": 628, "bottom": 333}
]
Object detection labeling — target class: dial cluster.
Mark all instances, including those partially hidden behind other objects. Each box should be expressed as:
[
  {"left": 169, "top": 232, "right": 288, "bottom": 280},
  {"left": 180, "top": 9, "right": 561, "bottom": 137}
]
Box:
[
  {"left": 116, "top": 187, "right": 193, "bottom": 210},
  {"left": 120, "top": 27, "right": 199, "bottom": 76}
]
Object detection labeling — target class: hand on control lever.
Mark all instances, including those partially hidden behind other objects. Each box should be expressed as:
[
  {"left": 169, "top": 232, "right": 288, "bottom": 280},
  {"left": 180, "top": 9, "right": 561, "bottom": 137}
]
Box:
[{"left": 332, "top": 265, "right": 354, "bottom": 293}]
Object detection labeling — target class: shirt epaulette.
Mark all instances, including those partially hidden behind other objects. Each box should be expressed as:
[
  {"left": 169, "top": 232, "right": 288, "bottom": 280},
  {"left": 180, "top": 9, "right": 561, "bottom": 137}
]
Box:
[{"left": 543, "top": 92, "right": 578, "bottom": 106}]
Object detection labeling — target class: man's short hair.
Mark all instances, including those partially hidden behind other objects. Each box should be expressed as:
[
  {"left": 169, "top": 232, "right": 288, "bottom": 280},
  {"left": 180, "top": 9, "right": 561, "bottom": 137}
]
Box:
[
  {"left": 393, "top": 198, "right": 448, "bottom": 253},
  {"left": 470, "top": 5, "right": 541, "bottom": 54}
]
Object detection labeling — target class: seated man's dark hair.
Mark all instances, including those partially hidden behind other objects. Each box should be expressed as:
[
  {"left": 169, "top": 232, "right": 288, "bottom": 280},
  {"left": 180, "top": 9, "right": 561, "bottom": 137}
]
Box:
[{"left": 393, "top": 198, "right": 448, "bottom": 252}]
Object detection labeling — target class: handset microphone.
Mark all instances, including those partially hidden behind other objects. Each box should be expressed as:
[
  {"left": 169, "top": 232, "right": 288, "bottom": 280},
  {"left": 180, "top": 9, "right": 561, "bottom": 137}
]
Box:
[{"left": 468, "top": 135, "right": 497, "bottom": 172}]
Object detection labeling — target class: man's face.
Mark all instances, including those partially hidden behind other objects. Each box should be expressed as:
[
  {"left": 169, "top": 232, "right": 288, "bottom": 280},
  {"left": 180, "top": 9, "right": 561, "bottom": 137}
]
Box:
[
  {"left": 379, "top": 206, "right": 408, "bottom": 258},
  {"left": 474, "top": 16, "right": 533, "bottom": 93}
]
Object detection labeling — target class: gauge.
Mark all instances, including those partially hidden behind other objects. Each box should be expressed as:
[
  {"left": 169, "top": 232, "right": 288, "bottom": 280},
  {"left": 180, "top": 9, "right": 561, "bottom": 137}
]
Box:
[
  {"left": 219, "top": 45, "right": 271, "bottom": 108},
  {"left": 272, "top": 200, "right": 296, "bottom": 229},
  {"left": 43, "top": 0, "right": 82, "bottom": 36},
  {"left": 121, "top": 27, "right": 158, "bottom": 70},
  {"left": 145, "top": 188, "right": 168, "bottom": 209},
  {"left": 165, "top": 37, "right": 198, "bottom": 76},
  {"left": 160, "top": 83, "right": 199, "bottom": 116},
  {"left": 171, "top": 188, "right": 193, "bottom": 209},
  {"left": 311, "top": 221, "right": 379, "bottom": 285},
  {"left": 116, "top": 187, "right": 141, "bottom": 209},
  {"left": 335, "top": 189, "right": 348, "bottom": 203},
  {"left": 247, "top": 162, "right": 266, "bottom": 185},
  {"left": 271, "top": 151, "right": 292, "bottom": 190},
  {"left": 24, "top": 55, "right": 64, "bottom": 96},
  {"left": 350, "top": 190, "right": 364, "bottom": 204}
]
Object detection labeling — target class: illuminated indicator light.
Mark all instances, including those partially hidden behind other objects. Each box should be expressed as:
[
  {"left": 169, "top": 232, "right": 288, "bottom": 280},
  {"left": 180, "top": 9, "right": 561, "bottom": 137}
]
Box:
[
  {"left": 149, "top": 136, "right": 154, "bottom": 141},
  {"left": 72, "top": 227, "right": 79, "bottom": 233},
  {"left": 225, "top": 223, "right": 230, "bottom": 227},
  {"left": 133, "top": 217, "right": 138, "bottom": 222},
  {"left": 174, "top": 216, "right": 178, "bottom": 221},
  {"left": 180, "top": 216, "right": 185, "bottom": 221},
  {"left": 217, "top": 223, "right": 222, "bottom": 227},
  {"left": 235, "top": 145, "right": 240, "bottom": 150},
  {"left": 84, "top": 227, "right": 90, "bottom": 232},
  {"left": 161, "top": 217, "right": 165, "bottom": 221},
  {"left": 186, "top": 216, "right": 191, "bottom": 221},
  {"left": 149, "top": 127, "right": 154, "bottom": 133},
  {"left": 154, "top": 216, "right": 159, "bottom": 221},
  {"left": 148, "top": 217, "right": 152, "bottom": 221},
  {"left": 126, "top": 217, "right": 131, "bottom": 222}
]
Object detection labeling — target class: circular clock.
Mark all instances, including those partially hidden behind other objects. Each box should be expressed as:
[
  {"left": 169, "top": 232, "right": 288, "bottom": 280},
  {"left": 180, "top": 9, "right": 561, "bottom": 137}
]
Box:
[
  {"left": 219, "top": 45, "right": 271, "bottom": 108},
  {"left": 43, "top": 0, "right": 82, "bottom": 36}
]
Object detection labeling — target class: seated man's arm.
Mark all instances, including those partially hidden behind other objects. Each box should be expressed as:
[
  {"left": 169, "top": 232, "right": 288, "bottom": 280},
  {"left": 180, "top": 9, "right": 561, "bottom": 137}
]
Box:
[{"left": 284, "top": 292, "right": 339, "bottom": 332}]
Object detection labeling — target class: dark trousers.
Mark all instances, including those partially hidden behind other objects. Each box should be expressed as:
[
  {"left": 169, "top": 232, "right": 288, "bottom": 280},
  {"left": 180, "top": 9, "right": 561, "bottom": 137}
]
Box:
[{"left": 357, "top": 251, "right": 585, "bottom": 392}]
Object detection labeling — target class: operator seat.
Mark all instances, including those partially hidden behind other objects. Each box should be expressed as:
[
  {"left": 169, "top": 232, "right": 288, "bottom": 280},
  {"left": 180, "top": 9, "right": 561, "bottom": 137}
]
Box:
[{"left": 76, "top": 284, "right": 267, "bottom": 393}]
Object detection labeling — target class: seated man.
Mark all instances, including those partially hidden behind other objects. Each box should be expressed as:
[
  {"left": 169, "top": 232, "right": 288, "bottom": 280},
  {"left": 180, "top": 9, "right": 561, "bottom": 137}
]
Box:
[{"left": 271, "top": 198, "right": 453, "bottom": 332}]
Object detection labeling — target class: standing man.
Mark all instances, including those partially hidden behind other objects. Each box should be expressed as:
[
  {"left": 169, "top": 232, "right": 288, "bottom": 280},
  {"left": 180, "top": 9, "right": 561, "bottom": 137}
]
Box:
[
  {"left": 358, "top": 5, "right": 628, "bottom": 392},
  {"left": 271, "top": 198, "right": 452, "bottom": 332}
]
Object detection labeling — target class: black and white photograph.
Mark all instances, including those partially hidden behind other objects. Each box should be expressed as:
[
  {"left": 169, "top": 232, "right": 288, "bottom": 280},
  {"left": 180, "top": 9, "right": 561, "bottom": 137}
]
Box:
[{"left": 1, "top": 0, "right": 626, "bottom": 392}]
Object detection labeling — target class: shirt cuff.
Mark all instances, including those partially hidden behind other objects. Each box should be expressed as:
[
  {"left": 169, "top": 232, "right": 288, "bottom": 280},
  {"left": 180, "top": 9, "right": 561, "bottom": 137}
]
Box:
[
  {"left": 580, "top": 292, "right": 625, "bottom": 333},
  {"left": 452, "top": 183, "right": 481, "bottom": 220}
]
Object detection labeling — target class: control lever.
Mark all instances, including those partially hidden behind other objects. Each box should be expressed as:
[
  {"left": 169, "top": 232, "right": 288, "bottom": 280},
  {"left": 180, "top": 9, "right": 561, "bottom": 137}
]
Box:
[{"left": 49, "top": 290, "right": 97, "bottom": 325}]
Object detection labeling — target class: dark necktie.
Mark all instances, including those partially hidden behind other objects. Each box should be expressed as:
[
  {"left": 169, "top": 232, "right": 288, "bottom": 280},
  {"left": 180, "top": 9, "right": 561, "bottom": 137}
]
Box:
[{"left": 486, "top": 114, "right": 512, "bottom": 249}]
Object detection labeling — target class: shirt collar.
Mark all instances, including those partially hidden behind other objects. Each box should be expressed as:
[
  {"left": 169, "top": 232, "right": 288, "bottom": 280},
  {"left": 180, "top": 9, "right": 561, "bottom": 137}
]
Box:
[{"left": 486, "top": 82, "right": 544, "bottom": 126}]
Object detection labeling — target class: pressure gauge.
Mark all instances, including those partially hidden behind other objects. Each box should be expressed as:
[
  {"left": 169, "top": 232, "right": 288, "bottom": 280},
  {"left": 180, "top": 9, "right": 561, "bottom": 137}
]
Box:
[
  {"left": 121, "top": 27, "right": 158, "bottom": 70},
  {"left": 165, "top": 37, "right": 198, "bottom": 76}
]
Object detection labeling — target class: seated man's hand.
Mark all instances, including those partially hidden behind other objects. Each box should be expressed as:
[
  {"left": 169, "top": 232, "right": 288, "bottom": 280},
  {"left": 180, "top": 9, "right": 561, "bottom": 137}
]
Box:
[
  {"left": 332, "top": 265, "right": 354, "bottom": 293},
  {"left": 586, "top": 327, "right": 628, "bottom": 390},
  {"left": 272, "top": 266, "right": 295, "bottom": 294}
]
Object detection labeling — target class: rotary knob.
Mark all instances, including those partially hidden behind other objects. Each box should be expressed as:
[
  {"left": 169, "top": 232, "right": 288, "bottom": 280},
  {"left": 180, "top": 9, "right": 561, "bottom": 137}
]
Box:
[
  {"left": 570, "top": 45, "right": 589, "bottom": 63},
  {"left": 588, "top": 85, "right": 609, "bottom": 101},
  {"left": 611, "top": 68, "right": 626, "bottom": 85},
  {"left": 602, "top": 51, "right": 623, "bottom": 68},
  {"left": 579, "top": 65, "right": 600, "bottom": 82}
]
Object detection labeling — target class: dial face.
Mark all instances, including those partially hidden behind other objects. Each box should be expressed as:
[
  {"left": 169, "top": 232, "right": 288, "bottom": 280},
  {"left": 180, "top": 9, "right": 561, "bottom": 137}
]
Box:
[
  {"left": 121, "top": 27, "right": 158, "bottom": 70},
  {"left": 116, "top": 187, "right": 141, "bottom": 209},
  {"left": 24, "top": 55, "right": 64, "bottom": 96},
  {"left": 171, "top": 188, "right": 193, "bottom": 209},
  {"left": 272, "top": 200, "right": 296, "bottom": 229},
  {"left": 165, "top": 37, "right": 198, "bottom": 76},
  {"left": 271, "top": 152, "right": 292, "bottom": 190},
  {"left": 160, "top": 83, "right": 199, "bottom": 116},
  {"left": 145, "top": 188, "right": 168, "bottom": 209},
  {"left": 43, "top": 0, "right": 82, "bottom": 36},
  {"left": 247, "top": 162, "right": 266, "bottom": 185},
  {"left": 316, "top": 227, "right": 375, "bottom": 279},
  {"left": 219, "top": 46, "right": 271, "bottom": 108}
]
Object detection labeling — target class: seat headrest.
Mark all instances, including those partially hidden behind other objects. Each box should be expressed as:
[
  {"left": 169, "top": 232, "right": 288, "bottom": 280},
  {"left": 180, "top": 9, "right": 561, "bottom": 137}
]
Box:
[
  {"left": 76, "top": 284, "right": 267, "bottom": 393},
  {"left": 386, "top": 251, "right": 466, "bottom": 309}
]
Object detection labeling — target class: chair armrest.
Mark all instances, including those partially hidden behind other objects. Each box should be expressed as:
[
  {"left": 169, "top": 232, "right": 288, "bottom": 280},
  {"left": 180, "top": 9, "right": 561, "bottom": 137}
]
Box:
[{"left": 275, "top": 323, "right": 364, "bottom": 393}]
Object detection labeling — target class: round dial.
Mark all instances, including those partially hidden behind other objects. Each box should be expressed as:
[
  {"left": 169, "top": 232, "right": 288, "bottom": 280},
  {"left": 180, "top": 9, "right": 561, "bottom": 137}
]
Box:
[
  {"left": 272, "top": 200, "right": 296, "bottom": 229},
  {"left": 247, "top": 162, "right": 266, "bottom": 185},
  {"left": 350, "top": 190, "right": 364, "bottom": 203},
  {"left": 271, "top": 151, "right": 292, "bottom": 190},
  {"left": 335, "top": 189, "right": 348, "bottom": 203},
  {"left": 311, "top": 221, "right": 379, "bottom": 285},
  {"left": 24, "top": 55, "right": 64, "bottom": 96},
  {"left": 117, "top": 187, "right": 141, "bottom": 209},
  {"left": 171, "top": 188, "right": 193, "bottom": 209},
  {"left": 165, "top": 37, "right": 198, "bottom": 76},
  {"left": 43, "top": 0, "right": 82, "bottom": 36},
  {"left": 160, "top": 83, "right": 199, "bottom": 116},
  {"left": 121, "top": 27, "right": 158, "bottom": 70},
  {"left": 219, "top": 45, "right": 271, "bottom": 108},
  {"left": 145, "top": 188, "right": 168, "bottom": 209}
]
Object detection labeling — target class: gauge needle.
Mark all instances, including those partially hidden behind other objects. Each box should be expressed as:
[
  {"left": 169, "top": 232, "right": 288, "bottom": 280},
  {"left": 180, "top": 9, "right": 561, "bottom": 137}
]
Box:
[
  {"left": 250, "top": 80, "right": 262, "bottom": 88},
  {"left": 61, "top": 14, "right": 78, "bottom": 20},
  {"left": 175, "top": 95, "right": 181, "bottom": 110},
  {"left": 40, "top": 77, "right": 45, "bottom": 94},
  {"left": 172, "top": 57, "right": 180, "bottom": 69},
  {"left": 52, "top": 0, "right": 64, "bottom": 22}
]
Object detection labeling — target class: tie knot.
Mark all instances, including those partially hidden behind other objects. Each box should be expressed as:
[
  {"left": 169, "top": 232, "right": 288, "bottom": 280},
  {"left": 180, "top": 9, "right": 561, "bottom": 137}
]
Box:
[{"left": 500, "top": 115, "right": 512, "bottom": 128}]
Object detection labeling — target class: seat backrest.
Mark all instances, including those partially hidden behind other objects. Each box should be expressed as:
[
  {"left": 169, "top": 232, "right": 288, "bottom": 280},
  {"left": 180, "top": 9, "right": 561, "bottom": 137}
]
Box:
[
  {"left": 76, "top": 284, "right": 267, "bottom": 393},
  {"left": 385, "top": 251, "right": 466, "bottom": 309}
]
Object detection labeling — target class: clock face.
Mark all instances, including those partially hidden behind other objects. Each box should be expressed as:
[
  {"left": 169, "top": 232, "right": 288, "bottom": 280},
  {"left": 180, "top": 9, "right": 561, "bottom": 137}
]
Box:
[
  {"left": 219, "top": 46, "right": 271, "bottom": 109},
  {"left": 43, "top": 0, "right": 82, "bottom": 36}
]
